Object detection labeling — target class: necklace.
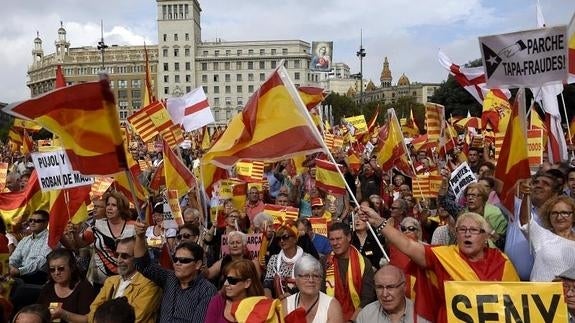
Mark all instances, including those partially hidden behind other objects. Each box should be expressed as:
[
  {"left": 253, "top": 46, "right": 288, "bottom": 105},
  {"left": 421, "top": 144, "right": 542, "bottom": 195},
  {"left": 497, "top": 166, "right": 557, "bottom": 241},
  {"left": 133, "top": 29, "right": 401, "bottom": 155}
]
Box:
[{"left": 295, "top": 292, "right": 320, "bottom": 315}]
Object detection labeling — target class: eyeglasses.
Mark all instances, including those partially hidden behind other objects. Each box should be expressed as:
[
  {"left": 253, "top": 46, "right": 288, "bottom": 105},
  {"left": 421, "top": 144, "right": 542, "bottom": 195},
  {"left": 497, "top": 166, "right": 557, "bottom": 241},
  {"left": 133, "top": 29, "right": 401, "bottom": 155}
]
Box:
[
  {"left": 225, "top": 276, "right": 244, "bottom": 285},
  {"left": 550, "top": 211, "right": 574, "bottom": 219},
  {"left": 400, "top": 226, "right": 418, "bottom": 233},
  {"left": 375, "top": 281, "right": 405, "bottom": 292},
  {"left": 279, "top": 235, "right": 292, "bottom": 241},
  {"left": 49, "top": 266, "right": 66, "bottom": 273},
  {"left": 562, "top": 282, "right": 575, "bottom": 293},
  {"left": 117, "top": 252, "right": 133, "bottom": 260},
  {"left": 456, "top": 227, "right": 485, "bottom": 235},
  {"left": 390, "top": 206, "right": 400, "bottom": 210},
  {"left": 176, "top": 233, "right": 195, "bottom": 240},
  {"left": 28, "top": 218, "right": 47, "bottom": 223},
  {"left": 297, "top": 273, "right": 322, "bottom": 281},
  {"left": 172, "top": 256, "right": 196, "bottom": 264},
  {"left": 465, "top": 193, "right": 480, "bottom": 199}
]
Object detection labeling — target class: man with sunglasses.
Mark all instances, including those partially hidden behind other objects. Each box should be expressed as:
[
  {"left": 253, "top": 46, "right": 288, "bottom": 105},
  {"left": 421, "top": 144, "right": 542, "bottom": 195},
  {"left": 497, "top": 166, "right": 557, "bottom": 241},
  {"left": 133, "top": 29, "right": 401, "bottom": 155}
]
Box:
[{"left": 83, "top": 237, "right": 160, "bottom": 323}]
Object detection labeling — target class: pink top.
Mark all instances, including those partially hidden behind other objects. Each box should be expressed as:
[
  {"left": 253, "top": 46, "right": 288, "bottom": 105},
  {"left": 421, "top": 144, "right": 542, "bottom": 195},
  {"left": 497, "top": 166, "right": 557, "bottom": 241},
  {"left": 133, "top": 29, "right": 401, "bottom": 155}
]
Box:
[{"left": 204, "top": 293, "right": 233, "bottom": 323}]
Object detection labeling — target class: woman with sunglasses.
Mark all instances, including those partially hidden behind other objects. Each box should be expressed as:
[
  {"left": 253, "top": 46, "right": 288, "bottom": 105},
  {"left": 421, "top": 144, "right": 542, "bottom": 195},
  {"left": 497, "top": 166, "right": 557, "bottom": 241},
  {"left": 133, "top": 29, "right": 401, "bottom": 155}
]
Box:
[
  {"left": 283, "top": 254, "right": 344, "bottom": 323},
  {"left": 37, "top": 248, "right": 97, "bottom": 322},
  {"left": 204, "top": 259, "right": 265, "bottom": 323},
  {"left": 519, "top": 194, "right": 575, "bottom": 281},
  {"left": 352, "top": 200, "right": 386, "bottom": 269},
  {"left": 263, "top": 223, "right": 308, "bottom": 299},
  {"left": 203, "top": 231, "right": 261, "bottom": 288},
  {"left": 177, "top": 223, "right": 200, "bottom": 245},
  {"left": 360, "top": 206, "right": 519, "bottom": 323}
]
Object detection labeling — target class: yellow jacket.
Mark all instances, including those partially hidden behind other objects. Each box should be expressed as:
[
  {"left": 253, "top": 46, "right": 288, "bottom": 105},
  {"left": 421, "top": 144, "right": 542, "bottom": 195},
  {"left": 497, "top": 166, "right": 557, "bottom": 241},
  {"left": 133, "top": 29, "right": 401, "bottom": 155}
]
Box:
[{"left": 88, "top": 272, "right": 161, "bottom": 323}]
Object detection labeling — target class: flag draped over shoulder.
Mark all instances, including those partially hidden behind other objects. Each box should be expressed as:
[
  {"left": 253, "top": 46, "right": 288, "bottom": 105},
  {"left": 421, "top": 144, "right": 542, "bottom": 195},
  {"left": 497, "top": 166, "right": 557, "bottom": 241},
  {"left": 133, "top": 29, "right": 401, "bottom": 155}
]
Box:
[
  {"left": 494, "top": 89, "right": 531, "bottom": 213},
  {"left": 314, "top": 159, "right": 346, "bottom": 195},
  {"left": 3, "top": 80, "right": 127, "bottom": 176},
  {"left": 232, "top": 297, "right": 283, "bottom": 323},
  {"left": 202, "top": 66, "right": 324, "bottom": 168}
]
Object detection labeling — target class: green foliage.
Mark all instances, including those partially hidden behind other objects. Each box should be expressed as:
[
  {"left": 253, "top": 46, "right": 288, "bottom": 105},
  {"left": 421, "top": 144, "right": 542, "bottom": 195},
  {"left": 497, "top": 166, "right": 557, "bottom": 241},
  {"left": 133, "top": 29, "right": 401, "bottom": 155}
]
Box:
[{"left": 429, "top": 75, "right": 481, "bottom": 118}]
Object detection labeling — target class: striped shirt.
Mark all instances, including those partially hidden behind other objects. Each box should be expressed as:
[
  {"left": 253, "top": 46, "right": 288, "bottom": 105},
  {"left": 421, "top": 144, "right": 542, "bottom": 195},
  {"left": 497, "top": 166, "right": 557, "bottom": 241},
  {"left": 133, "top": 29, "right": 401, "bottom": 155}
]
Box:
[
  {"left": 135, "top": 253, "right": 216, "bottom": 323},
  {"left": 9, "top": 229, "right": 52, "bottom": 275}
]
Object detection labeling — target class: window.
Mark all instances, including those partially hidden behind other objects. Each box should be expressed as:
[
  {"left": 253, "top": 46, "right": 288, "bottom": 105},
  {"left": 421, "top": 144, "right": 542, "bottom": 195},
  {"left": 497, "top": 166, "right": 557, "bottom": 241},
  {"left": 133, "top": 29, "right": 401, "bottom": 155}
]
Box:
[
  {"left": 225, "top": 86, "right": 231, "bottom": 94},
  {"left": 214, "top": 86, "right": 220, "bottom": 94},
  {"left": 213, "top": 62, "right": 219, "bottom": 70},
  {"left": 225, "top": 62, "right": 231, "bottom": 70},
  {"left": 185, "top": 33, "right": 189, "bottom": 41},
  {"left": 260, "top": 49, "right": 265, "bottom": 55},
  {"left": 214, "top": 97, "right": 220, "bottom": 106},
  {"left": 163, "top": 63, "right": 169, "bottom": 71},
  {"left": 185, "top": 48, "right": 190, "bottom": 56},
  {"left": 174, "top": 34, "right": 178, "bottom": 41},
  {"left": 248, "top": 49, "right": 254, "bottom": 55},
  {"left": 247, "top": 61, "right": 253, "bottom": 69},
  {"left": 131, "top": 80, "right": 141, "bottom": 88},
  {"left": 174, "top": 62, "right": 180, "bottom": 71},
  {"left": 259, "top": 61, "right": 265, "bottom": 69},
  {"left": 118, "top": 80, "right": 127, "bottom": 88},
  {"left": 225, "top": 97, "right": 232, "bottom": 106},
  {"left": 163, "top": 48, "right": 168, "bottom": 57},
  {"left": 236, "top": 62, "right": 242, "bottom": 70},
  {"left": 248, "top": 73, "right": 254, "bottom": 81},
  {"left": 225, "top": 50, "right": 231, "bottom": 56},
  {"left": 225, "top": 74, "right": 231, "bottom": 82},
  {"left": 214, "top": 50, "right": 219, "bottom": 57},
  {"left": 203, "top": 50, "right": 208, "bottom": 56},
  {"left": 270, "top": 61, "right": 276, "bottom": 68},
  {"left": 237, "top": 49, "right": 242, "bottom": 56},
  {"left": 282, "top": 48, "right": 288, "bottom": 55},
  {"left": 294, "top": 60, "right": 300, "bottom": 68},
  {"left": 201, "top": 75, "right": 208, "bottom": 82},
  {"left": 203, "top": 86, "right": 208, "bottom": 94},
  {"left": 185, "top": 62, "right": 191, "bottom": 71},
  {"left": 117, "top": 90, "right": 128, "bottom": 99},
  {"left": 131, "top": 90, "right": 141, "bottom": 99},
  {"left": 236, "top": 74, "right": 242, "bottom": 81},
  {"left": 201, "top": 63, "right": 207, "bottom": 71},
  {"left": 237, "top": 97, "right": 243, "bottom": 106},
  {"left": 164, "top": 87, "right": 169, "bottom": 94},
  {"left": 237, "top": 85, "right": 242, "bottom": 93},
  {"left": 174, "top": 48, "right": 179, "bottom": 57},
  {"left": 175, "top": 75, "right": 180, "bottom": 83},
  {"left": 186, "top": 86, "right": 191, "bottom": 92},
  {"left": 271, "top": 49, "right": 276, "bottom": 55},
  {"left": 248, "top": 85, "right": 254, "bottom": 92},
  {"left": 259, "top": 73, "right": 265, "bottom": 81},
  {"left": 163, "top": 34, "right": 167, "bottom": 41},
  {"left": 214, "top": 75, "right": 219, "bottom": 82},
  {"left": 163, "top": 75, "right": 169, "bottom": 82},
  {"left": 294, "top": 72, "right": 300, "bottom": 80},
  {"left": 186, "top": 75, "right": 191, "bottom": 82}
]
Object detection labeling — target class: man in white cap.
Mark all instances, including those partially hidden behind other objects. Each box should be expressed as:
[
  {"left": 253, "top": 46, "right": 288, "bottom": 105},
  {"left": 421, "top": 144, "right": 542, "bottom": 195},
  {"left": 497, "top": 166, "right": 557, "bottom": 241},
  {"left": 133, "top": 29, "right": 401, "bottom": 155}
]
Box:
[{"left": 555, "top": 267, "right": 575, "bottom": 322}]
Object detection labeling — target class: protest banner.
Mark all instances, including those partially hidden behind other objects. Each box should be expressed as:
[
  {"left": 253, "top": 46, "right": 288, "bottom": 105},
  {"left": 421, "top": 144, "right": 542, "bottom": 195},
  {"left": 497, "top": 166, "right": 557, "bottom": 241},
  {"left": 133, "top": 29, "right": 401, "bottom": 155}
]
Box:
[
  {"left": 31, "top": 149, "right": 94, "bottom": 192},
  {"left": 308, "top": 217, "right": 328, "bottom": 236},
  {"left": 449, "top": 161, "right": 477, "bottom": 200},
  {"left": 0, "top": 163, "right": 7, "bottom": 191},
  {"left": 220, "top": 233, "right": 263, "bottom": 259},
  {"left": 480, "top": 25, "right": 568, "bottom": 88},
  {"left": 344, "top": 115, "right": 368, "bottom": 134},
  {"left": 445, "top": 281, "right": 568, "bottom": 322},
  {"left": 235, "top": 160, "right": 265, "bottom": 182},
  {"left": 263, "top": 204, "right": 299, "bottom": 224},
  {"left": 527, "top": 129, "right": 544, "bottom": 169}
]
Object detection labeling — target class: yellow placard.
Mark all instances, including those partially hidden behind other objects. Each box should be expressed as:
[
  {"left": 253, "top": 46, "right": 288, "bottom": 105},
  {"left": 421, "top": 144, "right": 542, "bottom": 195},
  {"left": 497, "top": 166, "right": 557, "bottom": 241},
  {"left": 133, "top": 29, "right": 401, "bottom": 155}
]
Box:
[
  {"left": 445, "top": 281, "right": 567, "bottom": 322},
  {"left": 309, "top": 217, "right": 328, "bottom": 236},
  {"left": 344, "top": 115, "right": 368, "bottom": 134},
  {"left": 167, "top": 190, "right": 183, "bottom": 226},
  {"left": 527, "top": 129, "right": 543, "bottom": 168}
]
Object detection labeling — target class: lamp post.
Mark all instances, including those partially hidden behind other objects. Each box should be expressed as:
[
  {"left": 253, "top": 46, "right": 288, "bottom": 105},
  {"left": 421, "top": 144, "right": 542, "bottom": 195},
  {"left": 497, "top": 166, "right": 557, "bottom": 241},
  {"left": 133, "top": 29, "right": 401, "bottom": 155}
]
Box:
[
  {"left": 97, "top": 20, "right": 108, "bottom": 71},
  {"left": 356, "top": 30, "right": 366, "bottom": 115}
]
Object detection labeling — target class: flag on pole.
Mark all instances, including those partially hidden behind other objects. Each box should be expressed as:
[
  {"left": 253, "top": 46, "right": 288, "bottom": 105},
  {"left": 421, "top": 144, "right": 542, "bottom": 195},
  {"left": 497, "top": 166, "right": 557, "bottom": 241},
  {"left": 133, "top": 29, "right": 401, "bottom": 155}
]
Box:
[
  {"left": 202, "top": 66, "right": 324, "bottom": 168},
  {"left": 403, "top": 108, "right": 420, "bottom": 137},
  {"left": 162, "top": 124, "right": 185, "bottom": 148},
  {"left": 568, "top": 13, "right": 575, "bottom": 83},
  {"left": 201, "top": 127, "right": 211, "bottom": 150},
  {"left": 375, "top": 109, "right": 409, "bottom": 172},
  {"left": 424, "top": 103, "right": 444, "bottom": 144},
  {"left": 167, "top": 87, "right": 215, "bottom": 132},
  {"left": 0, "top": 170, "right": 49, "bottom": 226},
  {"left": 128, "top": 101, "right": 175, "bottom": 143},
  {"left": 163, "top": 141, "right": 196, "bottom": 197},
  {"left": 143, "top": 44, "right": 156, "bottom": 106},
  {"left": 529, "top": 106, "right": 546, "bottom": 130},
  {"left": 297, "top": 87, "right": 325, "bottom": 109},
  {"left": 12, "top": 118, "right": 42, "bottom": 132},
  {"left": 235, "top": 160, "right": 265, "bottom": 183},
  {"left": 481, "top": 90, "right": 511, "bottom": 133},
  {"left": 55, "top": 65, "right": 66, "bottom": 89},
  {"left": 3, "top": 80, "right": 127, "bottom": 176},
  {"left": 48, "top": 186, "right": 91, "bottom": 248},
  {"left": 494, "top": 89, "right": 531, "bottom": 213},
  {"left": 314, "top": 159, "right": 346, "bottom": 195},
  {"left": 22, "top": 129, "right": 34, "bottom": 154}
]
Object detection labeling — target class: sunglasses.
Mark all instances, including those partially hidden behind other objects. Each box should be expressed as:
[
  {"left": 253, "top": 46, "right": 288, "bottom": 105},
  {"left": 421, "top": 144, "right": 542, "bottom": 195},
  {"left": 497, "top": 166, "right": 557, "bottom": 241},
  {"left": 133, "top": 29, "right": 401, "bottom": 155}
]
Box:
[
  {"left": 117, "top": 252, "right": 133, "bottom": 260},
  {"left": 279, "top": 234, "right": 292, "bottom": 241},
  {"left": 400, "top": 226, "right": 418, "bottom": 233},
  {"left": 225, "top": 276, "right": 244, "bottom": 285},
  {"left": 173, "top": 256, "right": 196, "bottom": 264},
  {"left": 28, "top": 218, "right": 47, "bottom": 223},
  {"left": 49, "top": 266, "right": 66, "bottom": 273},
  {"left": 176, "top": 233, "right": 195, "bottom": 240}
]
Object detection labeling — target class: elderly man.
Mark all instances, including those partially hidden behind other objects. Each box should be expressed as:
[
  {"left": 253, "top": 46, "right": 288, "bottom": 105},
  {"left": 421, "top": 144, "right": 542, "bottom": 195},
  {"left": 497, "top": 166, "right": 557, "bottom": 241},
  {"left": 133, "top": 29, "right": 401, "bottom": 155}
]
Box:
[
  {"left": 326, "top": 222, "right": 376, "bottom": 321},
  {"left": 245, "top": 186, "right": 265, "bottom": 224},
  {"left": 357, "top": 264, "right": 431, "bottom": 323},
  {"left": 554, "top": 268, "right": 575, "bottom": 322}
]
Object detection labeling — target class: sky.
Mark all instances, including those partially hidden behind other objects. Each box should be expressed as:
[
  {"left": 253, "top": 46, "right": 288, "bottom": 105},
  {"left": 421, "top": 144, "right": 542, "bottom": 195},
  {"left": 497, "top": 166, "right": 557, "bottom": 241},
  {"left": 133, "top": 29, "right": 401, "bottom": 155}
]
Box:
[{"left": 1, "top": 0, "right": 574, "bottom": 103}]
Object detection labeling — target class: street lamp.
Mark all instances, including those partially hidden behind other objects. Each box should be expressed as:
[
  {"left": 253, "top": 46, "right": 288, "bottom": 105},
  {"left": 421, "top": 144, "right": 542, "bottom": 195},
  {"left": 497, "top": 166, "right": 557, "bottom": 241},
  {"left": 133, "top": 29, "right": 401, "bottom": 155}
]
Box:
[
  {"left": 356, "top": 30, "right": 366, "bottom": 114},
  {"left": 97, "top": 20, "right": 108, "bottom": 71}
]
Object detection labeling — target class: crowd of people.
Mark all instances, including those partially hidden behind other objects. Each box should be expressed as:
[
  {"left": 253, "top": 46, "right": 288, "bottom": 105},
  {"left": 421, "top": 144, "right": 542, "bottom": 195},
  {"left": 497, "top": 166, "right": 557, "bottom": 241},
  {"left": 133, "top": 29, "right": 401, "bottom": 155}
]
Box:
[{"left": 0, "top": 125, "right": 575, "bottom": 323}]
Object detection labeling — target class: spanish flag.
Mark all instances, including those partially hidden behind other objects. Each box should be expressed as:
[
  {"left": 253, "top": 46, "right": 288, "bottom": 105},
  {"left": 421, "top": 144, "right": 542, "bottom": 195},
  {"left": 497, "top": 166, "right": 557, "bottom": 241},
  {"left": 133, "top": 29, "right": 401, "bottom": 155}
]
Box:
[
  {"left": 112, "top": 153, "right": 149, "bottom": 206},
  {"left": 315, "top": 159, "right": 346, "bottom": 195},
  {"left": 0, "top": 170, "right": 49, "bottom": 226},
  {"left": 403, "top": 108, "right": 419, "bottom": 137},
  {"left": 231, "top": 297, "right": 283, "bottom": 323},
  {"left": 3, "top": 80, "right": 127, "bottom": 176},
  {"left": 202, "top": 66, "right": 324, "bottom": 169},
  {"left": 375, "top": 109, "right": 408, "bottom": 171},
  {"left": 48, "top": 186, "right": 91, "bottom": 248},
  {"left": 568, "top": 12, "right": 575, "bottom": 82},
  {"left": 481, "top": 89, "right": 510, "bottom": 133},
  {"left": 297, "top": 86, "right": 325, "bottom": 110},
  {"left": 163, "top": 141, "right": 196, "bottom": 197}
]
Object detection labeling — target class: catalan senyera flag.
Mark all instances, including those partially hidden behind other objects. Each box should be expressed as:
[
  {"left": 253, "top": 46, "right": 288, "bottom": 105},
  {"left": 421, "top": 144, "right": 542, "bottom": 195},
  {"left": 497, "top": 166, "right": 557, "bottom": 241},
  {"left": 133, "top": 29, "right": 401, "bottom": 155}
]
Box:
[
  {"left": 3, "top": 80, "right": 127, "bottom": 176},
  {"left": 297, "top": 86, "right": 325, "bottom": 110},
  {"left": 231, "top": 297, "right": 283, "bottom": 323},
  {"left": 263, "top": 204, "right": 299, "bottom": 225},
  {"left": 163, "top": 141, "right": 196, "bottom": 197},
  {"left": 128, "top": 102, "right": 175, "bottom": 143},
  {"left": 12, "top": 118, "right": 42, "bottom": 132},
  {"left": 403, "top": 108, "right": 420, "bottom": 137},
  {"left": 494, "top": 88, "right": 531, "bottom": 213},
  {"left": 202, "top": 66, "right": 324, "bottom": 169},
  {"left": 0, "top": 170, "right": 49, "bottom": 226},
  {"left": 425, "top": 103, "right": 444, "bottom": 144},
  {"left": 481, "top": 90, "right": 511, "bottom": 133},
  {"left": 375, "top": 109, "right": 408, "bottom": 171},
  {"left": 48, "top": 186, "right": 91, "bottom": 248},
  {"left": 314, "top": 159, "right": 346, "bottom": 195},
  {"left": 162, "top": 124, "right": 184, "bottom": 148},
  {"left": 235, "top": 160, "right": 265, "bottom": 183}
]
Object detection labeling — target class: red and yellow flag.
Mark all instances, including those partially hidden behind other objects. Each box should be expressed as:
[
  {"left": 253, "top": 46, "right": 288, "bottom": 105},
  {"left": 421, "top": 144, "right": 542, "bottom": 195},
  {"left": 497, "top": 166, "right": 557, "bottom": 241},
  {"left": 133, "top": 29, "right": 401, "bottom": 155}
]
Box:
[
  {"left": 22, "top": 129, "right": 34, "bottom": 155},
  {"left": 494, "top": 89, "right": 531, "bottom": 213},
  {"left": 162, "top": 124, "right": 184, "bottom": 148},
  {"left": 235, "top": 160, "right": 265, "bottom": 183},
  {"left": 425, "top": 103, "right": 444, "bottom": 144},
  {"left": 0, "top": 171, "right": 49, "bottom": 226},
  {"left": 48, "top": 186, "right": 91, "bottom": 248},
  {"left": 231, "top": 297, "right": 283, "bottom": 323},
  {"left": 202, "top": 67, "right": 324, "bottom": 169},
  {"left": 143, "top": 44, "right": 156, "bottom": 106},
  {"left": 263, "top": 204, "right": 299, "bottom": 224},
  {"left": 12, "top": 118, "right": 42, "bottom": 132},
  {"left": 314, "top": 159, "right": 346, "bottom": 195},
  {"left": 3, "top": 80, "right": 127, "bottom": 176},
  {"left": 55, "top": 65, "right": 66, "bottom": 89},
  {"left": 403, "top": 108, "right": 420, "bottom": 137},
  {"left": 481, "top": 90, "right": 510, "bottom": 133},
  {"left": 163, "top": 141, "right": 196, "bottom": 197},
  {"left": 128, "top": 102, "right": 175, "bottom": 143},
  {"left": 297, "top": 86, "right": 325, "bottom": 110},
  {"left": 200, "top": 163, "right": 229, "bottom": 198},
  {"left": 375, "top": 109, "right": 408, "bottom": 171}
]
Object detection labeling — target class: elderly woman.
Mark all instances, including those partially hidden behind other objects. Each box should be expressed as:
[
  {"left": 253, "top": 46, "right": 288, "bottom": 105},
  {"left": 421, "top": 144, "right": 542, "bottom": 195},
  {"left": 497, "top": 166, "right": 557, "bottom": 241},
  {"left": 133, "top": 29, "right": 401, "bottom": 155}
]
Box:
[
  {"left": 67, "top": 191, "right": 135, "bottom": 287},
  {"left": 264, "top": 223, "right": 309, "bottom": 299},
  {"left": 283, "top": 255, "right": 344, "bottom": 323},
  {"left": 519, "top": 195, "right": 575, "bottom": 281},
  {"left": 37, "top": 249, "right": 97, "bottom": 323},
  {"left": 205, "top": 259, "right": 265, "bottom": 323},
  {"left": 360, "top": 206, "right": 519, "bottom": 323},
  {"left": 204, "top": 231, "right": 261, "bottom": 288},
  {"left": 204, "top": 209, "right": 241, "bottom": 266},
  {"left": 463, "top": 183, "right": 507, "bottom": 249}
]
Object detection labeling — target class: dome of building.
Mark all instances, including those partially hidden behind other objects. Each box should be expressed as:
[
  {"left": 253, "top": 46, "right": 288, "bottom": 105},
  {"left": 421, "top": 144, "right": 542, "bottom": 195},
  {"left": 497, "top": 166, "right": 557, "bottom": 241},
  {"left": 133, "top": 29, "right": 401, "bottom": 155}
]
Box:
[{"left": 397, "top": 73, "right": 410, "bottom": 86}]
